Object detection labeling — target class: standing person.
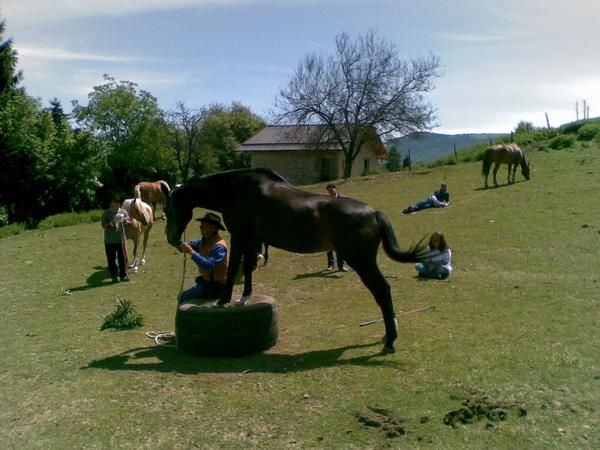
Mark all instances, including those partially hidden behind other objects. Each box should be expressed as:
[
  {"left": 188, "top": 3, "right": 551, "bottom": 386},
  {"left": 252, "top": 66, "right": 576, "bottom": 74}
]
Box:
[
  {"left": 101, "top": 198, "right": 131, "bottom": 282},
  {"left": 415, "top": 232, "right": 452, "bottom": 279},
  {"left": 178, "top": 212, "right": 229, "bottom": 303},
  {"left": 402, "top": 182, "right": 450, "bottom": 214},
  {"left": 325, "top": 183, "right": 349, "bottom": 272}
]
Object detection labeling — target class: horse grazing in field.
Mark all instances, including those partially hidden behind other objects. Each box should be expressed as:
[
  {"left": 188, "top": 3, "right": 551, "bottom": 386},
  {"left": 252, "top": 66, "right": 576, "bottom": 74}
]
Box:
[
  {"left": 482, "top": 143, "right": 530, "bottom": 188},
  {"left": 164, "top": 168, "right": 427, "bottom": 354},
  {"left": 134, "top": 180, "right": 170, "bottom": 219},
  {"left": 122, "top": 198, "right": 154, "bottom": 270}
]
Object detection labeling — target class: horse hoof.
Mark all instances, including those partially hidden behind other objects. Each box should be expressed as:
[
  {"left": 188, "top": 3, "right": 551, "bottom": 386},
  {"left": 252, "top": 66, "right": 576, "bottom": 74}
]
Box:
[
  {"left": 213, "top": 299, "right": 230, "bottom": 307},
  {"left": 235, "top": 296, "right": 252, "bottom": 307},
  {"left": 381, "top": 345, "right": 395, "bottom": 355}
]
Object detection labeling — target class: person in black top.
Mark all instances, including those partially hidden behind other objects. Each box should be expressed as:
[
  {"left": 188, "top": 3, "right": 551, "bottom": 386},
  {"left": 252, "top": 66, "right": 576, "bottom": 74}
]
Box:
[{"left": 402, "top": 182, "right": 450, "bottom": 214}]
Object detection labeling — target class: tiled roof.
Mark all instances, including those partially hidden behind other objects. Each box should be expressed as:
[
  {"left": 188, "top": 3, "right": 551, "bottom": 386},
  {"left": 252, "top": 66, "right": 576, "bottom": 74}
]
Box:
[{"left": 238, "top": 125, "right": 388, "bottom": 159}]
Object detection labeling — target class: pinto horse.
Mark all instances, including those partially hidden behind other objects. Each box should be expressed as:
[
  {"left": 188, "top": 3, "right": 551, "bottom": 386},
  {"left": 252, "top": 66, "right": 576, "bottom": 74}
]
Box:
[
  {"left": 134, "top": 180, "right": 170, "bottom": 219},
  {"left": 482, "top": 143, "right": 530, "bottom": 188},
  {"left": 122, "top": 198, "right": 154, "bottom": 270},
  {"left": 164, "top": 168, "right": 426, "bottom": 353}
]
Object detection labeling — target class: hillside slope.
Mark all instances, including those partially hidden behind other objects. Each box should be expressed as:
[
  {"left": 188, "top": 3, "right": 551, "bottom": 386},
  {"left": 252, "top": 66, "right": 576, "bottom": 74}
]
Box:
[{"left": 386, "top": 131, "right": 506, "bottom": 163}]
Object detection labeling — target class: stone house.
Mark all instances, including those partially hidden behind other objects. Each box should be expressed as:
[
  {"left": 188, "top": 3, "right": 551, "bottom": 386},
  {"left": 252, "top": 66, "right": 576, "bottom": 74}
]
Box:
[{"left": 236, "top": 125, "right": 388, "bottom": 185}]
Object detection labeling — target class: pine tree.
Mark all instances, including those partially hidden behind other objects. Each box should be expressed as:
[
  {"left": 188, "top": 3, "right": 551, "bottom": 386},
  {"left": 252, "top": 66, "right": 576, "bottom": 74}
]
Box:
[{"left": 0, "top": 19, "right": 22, "bottom": 101}]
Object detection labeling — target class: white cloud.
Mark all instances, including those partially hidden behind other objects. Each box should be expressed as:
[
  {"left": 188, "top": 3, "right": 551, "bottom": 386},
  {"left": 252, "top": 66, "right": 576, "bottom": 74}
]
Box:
[
  {"left": 1, "top": 0, "right": 281, "bottom": 25},
  {"left": 17, "top": 45, "right": 148, "bottom": 63}
]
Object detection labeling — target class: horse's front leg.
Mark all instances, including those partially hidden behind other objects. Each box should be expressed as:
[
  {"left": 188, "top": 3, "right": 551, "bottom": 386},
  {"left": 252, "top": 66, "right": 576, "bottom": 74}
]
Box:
[
  {"left": 140, "top": 226, "right": 151, "bottom": 265},
  {"left": 507, "top": 163, "right": 513, "bottom": 184},
  {"left": 492, "top": 162, "right": 500, "bottom": 186},
  {"left": 216, "top": 236, "right": 243, "bottom": 306},
  {"left": 236, "top": 244, "right": 256, "bottom": 306},
  {"left": 129, "top": 235, "right": 139, "bottom": 270}
]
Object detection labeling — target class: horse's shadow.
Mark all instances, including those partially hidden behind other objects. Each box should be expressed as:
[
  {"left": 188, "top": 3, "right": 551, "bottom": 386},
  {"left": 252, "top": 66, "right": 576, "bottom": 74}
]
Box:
[
  {"left": 474, "top": 179, "right": 527, "bottom": 191},
  {"left": 293, "top": 269, "right": 346, "bottom": 280},
  {"left": 83, "top": 341, "right": 403, "bottom": 374},
  {"left": 67, "top": 266, "right": 116, "bottom": 292}
]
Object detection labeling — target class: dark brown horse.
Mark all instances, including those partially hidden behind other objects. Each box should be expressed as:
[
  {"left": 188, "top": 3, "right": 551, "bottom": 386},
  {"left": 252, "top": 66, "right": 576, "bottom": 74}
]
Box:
[
  {"left": 134, "top": 180, "right": 170, "bottom": 219},
  {"left": 482, "top": 143, "right": 530, "bottom": 188},
  {"left": 164, "top": 168, "right": 426, "bottom": 353}
]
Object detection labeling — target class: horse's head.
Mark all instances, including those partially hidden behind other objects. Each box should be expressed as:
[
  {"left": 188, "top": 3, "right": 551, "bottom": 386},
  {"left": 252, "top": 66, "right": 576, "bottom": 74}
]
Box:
[
  {"left": 165, "top": 189, "right": 192, "bottom": 249},
  {"left": 522, "top": 161, "right": 531, "bottom": 180}
]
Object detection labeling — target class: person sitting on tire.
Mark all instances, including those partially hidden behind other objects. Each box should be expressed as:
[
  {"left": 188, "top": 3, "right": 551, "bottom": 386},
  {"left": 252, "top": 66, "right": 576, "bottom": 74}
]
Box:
[{"left": 178, "top": 212, "right": 229, "bottom": 303}]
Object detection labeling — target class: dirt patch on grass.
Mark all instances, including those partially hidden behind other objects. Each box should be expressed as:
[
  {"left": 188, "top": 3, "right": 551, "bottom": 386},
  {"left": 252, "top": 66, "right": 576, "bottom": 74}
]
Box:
[
  {"left": 354, "top": 405, "right": 411, "bottom": 438},
  {"left": 443, "top": 396, "right": 527, "bottom": 428}
]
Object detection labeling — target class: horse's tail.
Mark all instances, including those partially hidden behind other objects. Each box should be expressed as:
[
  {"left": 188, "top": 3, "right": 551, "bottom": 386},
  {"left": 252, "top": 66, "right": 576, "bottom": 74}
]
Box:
[
  {"left": 481, "top": 148, "right": 493, "bottom": 176},
  {"left": 376, "top": 211, "right": 427, "bottom": 263},
  {"left": 134, "top": 184, "right": 142, "bottom": 199}
]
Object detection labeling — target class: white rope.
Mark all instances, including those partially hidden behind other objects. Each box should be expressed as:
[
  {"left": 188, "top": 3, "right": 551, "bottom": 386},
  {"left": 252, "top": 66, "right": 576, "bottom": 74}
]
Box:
[
  {"left": 145, "top": 330, "right": 176, "bottom": 347},
  {"left": 145, "top": 232, "right": 186, "bottom": 347}
]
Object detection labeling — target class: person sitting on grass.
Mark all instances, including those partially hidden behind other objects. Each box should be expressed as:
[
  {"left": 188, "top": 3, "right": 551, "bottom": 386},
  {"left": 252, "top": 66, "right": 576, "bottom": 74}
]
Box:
[
  {"left": 402, "top": 182, "right": 450, "bottom": 214},
  {"left": 415, "top": 232, "right": 452, "bottom": 280}
]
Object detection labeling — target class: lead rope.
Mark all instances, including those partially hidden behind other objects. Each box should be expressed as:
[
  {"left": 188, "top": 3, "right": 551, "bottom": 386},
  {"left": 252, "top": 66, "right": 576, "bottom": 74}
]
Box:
[{"left": 145, "top": 230, "right": 187, "bottom": 347}]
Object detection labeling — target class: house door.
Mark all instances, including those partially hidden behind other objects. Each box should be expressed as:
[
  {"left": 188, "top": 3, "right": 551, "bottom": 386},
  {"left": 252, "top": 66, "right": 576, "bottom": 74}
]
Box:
[{"left": 320, "top": 158, "right": 333, "bottom": 181}]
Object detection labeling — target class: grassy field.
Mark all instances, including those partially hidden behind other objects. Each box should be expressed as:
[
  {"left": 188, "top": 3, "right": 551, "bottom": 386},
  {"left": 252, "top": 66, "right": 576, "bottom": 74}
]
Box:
[{"left": 1, "top": 143, "right": 599, "bottom": 449}]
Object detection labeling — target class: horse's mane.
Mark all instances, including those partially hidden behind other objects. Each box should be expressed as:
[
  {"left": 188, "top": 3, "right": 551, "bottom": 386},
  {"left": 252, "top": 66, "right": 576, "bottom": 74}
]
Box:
[{"left": 186, "top": 168, "right": 291, "bottom": 186}]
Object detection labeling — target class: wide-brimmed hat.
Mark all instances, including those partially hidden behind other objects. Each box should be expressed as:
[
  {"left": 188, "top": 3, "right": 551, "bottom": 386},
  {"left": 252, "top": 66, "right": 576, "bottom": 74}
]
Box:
[{"left": 195, "top": 212, "right": 226, "bottom": 230}]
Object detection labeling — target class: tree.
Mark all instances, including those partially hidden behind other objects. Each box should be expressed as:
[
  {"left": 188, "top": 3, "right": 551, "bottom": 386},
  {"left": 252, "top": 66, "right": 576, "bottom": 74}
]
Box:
[
  {"left": 166, "top": 102, "right": 211, "bottom": 182},
  {"left": 0, "top": 19, "right": 22, "bottom": 102},
  {"left": 166, "top": 101, "right": 265, "bottom": 181},
  {"left": 386, "top": 144, "right": 402, "bottom": 171},
  {"left": 274, "top": 30, "right": 440, "bottom": 178},
  {"left": 72, "top": 75, "right": 176, "bottom": 199},
  {"left": 199, "top": 102, "right": 265, "bottom": 171}
]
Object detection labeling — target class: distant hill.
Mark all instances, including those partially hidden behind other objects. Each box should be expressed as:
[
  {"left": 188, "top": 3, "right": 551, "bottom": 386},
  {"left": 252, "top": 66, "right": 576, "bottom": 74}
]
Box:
[{"left": 386, "top": 132, "right": 507, "bottom": 163}]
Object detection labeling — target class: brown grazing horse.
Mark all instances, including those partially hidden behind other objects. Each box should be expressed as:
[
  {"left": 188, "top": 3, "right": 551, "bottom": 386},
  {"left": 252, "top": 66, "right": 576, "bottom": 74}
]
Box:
[
  {"left": 164, "top": 168, "right": 427, "bottom": 354},
  {"left": 122, "top": 198, "right": 154, "bottom": 270},
  {"left": 134, "top": 180, "right": 170, "bottom": 219},
  {"left": 482, "top": 143, "right": 530, "bottom": 188}
]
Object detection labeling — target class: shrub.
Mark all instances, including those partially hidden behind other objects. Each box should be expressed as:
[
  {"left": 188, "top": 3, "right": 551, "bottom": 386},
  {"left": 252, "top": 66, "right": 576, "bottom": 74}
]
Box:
[
  {"left": 0, "top": 223, "right": 27, "bottom": 239},
  {"left": 100, "top": 297, "right": 144, "bottom": 331},
  {"left": 37, "top": 210, "right": 102, "bottom": 230},
  {"left": 577, "top": 123, "right": 600, "bottom": 141},
  {"left": 549, "top": 135, "right": 575, "bottom": 150}
]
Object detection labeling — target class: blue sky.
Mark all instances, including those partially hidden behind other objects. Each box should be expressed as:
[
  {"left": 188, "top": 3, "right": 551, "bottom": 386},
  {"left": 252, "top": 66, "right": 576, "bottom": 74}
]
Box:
[{"left": 2, "top": 0, "right": 599, "bottom": 134}]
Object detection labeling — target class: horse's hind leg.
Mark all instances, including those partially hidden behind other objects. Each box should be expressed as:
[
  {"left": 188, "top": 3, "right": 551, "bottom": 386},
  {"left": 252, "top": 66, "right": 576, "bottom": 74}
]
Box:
[{"left": 353, "top": 262, "right": 397, "bottom": 353}]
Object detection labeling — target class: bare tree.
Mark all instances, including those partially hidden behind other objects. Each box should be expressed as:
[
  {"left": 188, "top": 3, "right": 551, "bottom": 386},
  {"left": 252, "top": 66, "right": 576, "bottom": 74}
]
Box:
[
  {"left": 274, "top": 30, "right": 441, "bottom": 178},
  {"left": 166, "top": 102, "right": 206, "bottom": 181}
]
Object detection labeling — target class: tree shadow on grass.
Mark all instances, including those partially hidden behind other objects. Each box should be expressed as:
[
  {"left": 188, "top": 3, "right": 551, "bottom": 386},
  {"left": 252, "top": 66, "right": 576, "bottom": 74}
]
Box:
[
  {"left": 83, "top": 341, "right": 405, "bottom": 375},
  {"left": 67, "top": 266, "right": 116, "bottom": 293}
]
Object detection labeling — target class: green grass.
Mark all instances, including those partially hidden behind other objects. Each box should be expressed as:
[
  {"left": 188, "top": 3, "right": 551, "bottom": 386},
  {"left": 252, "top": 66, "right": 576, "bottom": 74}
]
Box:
[{"left": 1, "top": 144, "right": 599, "bottom": 449}]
